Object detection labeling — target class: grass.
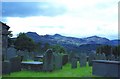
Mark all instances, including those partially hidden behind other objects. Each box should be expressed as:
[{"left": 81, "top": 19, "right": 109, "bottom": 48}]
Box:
[{"left": 3, "top": 63, "right": 93, "bottom": 77}]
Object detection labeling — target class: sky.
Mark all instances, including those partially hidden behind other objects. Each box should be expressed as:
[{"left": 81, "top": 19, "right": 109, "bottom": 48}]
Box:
[{"left": 1, "top": 0, "right": 119, "bottom": 40}]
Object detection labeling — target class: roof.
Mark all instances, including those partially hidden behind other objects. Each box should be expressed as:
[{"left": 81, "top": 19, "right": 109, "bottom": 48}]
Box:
[{"left": 0, "top": 21, "right": 10, "bottom": 30}]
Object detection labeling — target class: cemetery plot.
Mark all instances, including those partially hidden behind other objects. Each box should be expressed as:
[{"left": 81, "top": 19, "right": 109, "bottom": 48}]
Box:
[{"left": 21, "top": 61, "right": 43, "bottom": 71}]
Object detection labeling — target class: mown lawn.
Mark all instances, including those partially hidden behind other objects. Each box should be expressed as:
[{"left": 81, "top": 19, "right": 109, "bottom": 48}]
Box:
[{"left": 3, "top": 63, "right": 93, "bottom": 77}]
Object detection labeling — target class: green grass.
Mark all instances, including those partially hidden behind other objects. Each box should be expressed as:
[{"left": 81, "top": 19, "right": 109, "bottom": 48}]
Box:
[{"left": 3, "top": 63, "right": 93, "bottom": 77}]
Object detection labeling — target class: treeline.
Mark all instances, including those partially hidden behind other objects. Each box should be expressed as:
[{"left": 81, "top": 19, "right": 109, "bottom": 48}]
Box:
[
  {"left": 96, "top": 45, "right": 120, "bottom": 57},
  {"left": 8, "top": 33, "right": 66, "bottom": 54}
]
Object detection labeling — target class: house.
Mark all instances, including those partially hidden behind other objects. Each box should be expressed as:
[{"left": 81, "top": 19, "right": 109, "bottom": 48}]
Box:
[{"left": 0, "top": 21, "right": 10, "bottom": 60}]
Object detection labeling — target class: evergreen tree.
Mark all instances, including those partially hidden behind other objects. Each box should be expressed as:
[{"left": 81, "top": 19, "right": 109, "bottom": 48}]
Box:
[{"left": 14, "top": 33, "right": 36, "bottom": 52}]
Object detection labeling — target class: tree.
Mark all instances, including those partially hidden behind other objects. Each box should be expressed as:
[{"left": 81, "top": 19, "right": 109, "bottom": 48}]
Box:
[
  {"left": 51, "top": 44, "right": 66, "bottom": 54},
  {"left": 96, "top": 45, "right": 112, "bottom": 56},
  {"left": 112, "top": 45, "right": 120, "bottom": 57},
  {"left": 8, "top": 31, "right": 14, "bottom": 47},
  {"left": 43, "top": 43, "right": 50, "bottom": 52},
  {"left": 14, "top": 33, "right": 36, "bottom": 52},
  {"left": 35, "top": 42, "right": 42, "bottom": 53}
]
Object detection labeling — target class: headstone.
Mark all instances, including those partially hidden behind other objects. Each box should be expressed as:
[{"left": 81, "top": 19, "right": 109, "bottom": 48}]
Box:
[
  {"left": 7, "top": 47, "right": 17, "bottom": 60},
  {"left": 2, "top": 61, "right": 11, "bottom": 74},
  {"left": 53, "top": 53, "right": 62, "bottom": 70},
  {"left": 88, "top": 53, "right": 95, "bottom": 66},
  {"left": 110, "top": 55, "right": 116, "bottom": 61},
  {"left": 95, "top": 54, "right": 101, "bottom": 60},
  {"left": 117, "top": 56, "right": 120, "bottom": 61},
  {"left": 9, "top": 57, "right": 21, "bottom": 72},
  {"left": 71, "top": 58, "right": 77, "bottom": 69},
  {"left": 100, "top": 53, "right": 106, "bottom": 60},
  {"left": 62, "top": 54, "right": 68, "bottom": 65},
  {"left": 107, "top": 55, "right": 116, "bottom": 61},
  {"left": 43, "top": 49, "right": 54, "bottom": 71},
  {"left": 17, "top": 50, "right": 29, "bottom": 61},
  {"left": 79, "top": 53, "right": 87, "bottom": 67}
]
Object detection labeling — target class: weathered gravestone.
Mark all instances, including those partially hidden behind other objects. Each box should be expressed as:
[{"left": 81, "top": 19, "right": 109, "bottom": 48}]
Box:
[
  {"left": 62, "top": 54, "right": 68, "bottom": 65},
  {"left": 17, "top": 50, "right": 30, "bottom": 61},
  {"left": 107, "top": 54, "right": 116, "bottom": 61},
  {"left": 79, "top": 53, "right": 87, "bottom": 67},
  {"left": 2, "top": 61, "right": 11, "bottom": 74},
  {"left": 53, "top": 53, "right": 62, "bottom": 70},
  {"left": 117, "top": 56, "right": 120, "bottom": 61},
  {"left": 69, "top": 52, "right": 78, "bottom": 63},
  {"left": 43, "top": 49, "right": 54, "bottom": 71},
  {"left": 7, "top": 47, "right": 17, "bottom": 60},
  {"left": 95, "top": 54, "right": 103, "bottom": 60},
  {"left": 71, "top": 58, "right": 77, "bottom": 69},
  {"left": 100, "top": 53, "right": 106, "bottom": 60},
  {"left": 88, "top": 53, "right": 96, "bottom": 66},
  {"left": 10, "top": 57, "right": 21, "bottom": 72}
]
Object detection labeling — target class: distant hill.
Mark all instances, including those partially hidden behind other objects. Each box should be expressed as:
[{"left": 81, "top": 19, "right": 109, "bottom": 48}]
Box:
[{"left": 22, "top": 32, "right": 120, "bottom": 53}]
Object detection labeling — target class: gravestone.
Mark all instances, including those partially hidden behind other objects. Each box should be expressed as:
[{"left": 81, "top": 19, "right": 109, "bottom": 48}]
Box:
[
  {"left": 117, "top": 56, "right": 120, "bottom": 61},
  {"left": 69, "top": 52, "right": 77, "bottom": 63},
  {"left": 17, "top": 50, "right": 29, "bottom": 61},
  {"left": 7, "top": 47, "right": 17, "bottom": 60},
  {"left": 43, "top": 49, "right": 54, "bottom": 71},
  {"left": 88, "top": 53, "right": 95, "bottom": 66},
  {"left": 79, "top": 53, "right": 87, "bottom": 67},
  {"left": 95, "top": 54, "right": 102, "bottom": 60},
  {"left": 2, "top": 61, "right": 11, "bottom": 74},
  {"left": 53, "top": 53, "right": 62, "bottom": 70},
  {"left": 9, "top": 57, "right": 21, "bottom": 72},
  {"left": 71, "top": 57, "right": 77, "bottom": 69},
  {"left": 107, "top": 55, "right": 116, "bottom": 61},
  {"left": 100, "top": 53, "right": 106, "bottom": 60},
  {"left": 62, "top": 54, "right": 68, "bottom": 65}
]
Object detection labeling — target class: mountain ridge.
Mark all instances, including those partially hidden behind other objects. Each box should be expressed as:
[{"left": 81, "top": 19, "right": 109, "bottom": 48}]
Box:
[{"left": 26, "top": 32, "right": 119, "bottom": 46}]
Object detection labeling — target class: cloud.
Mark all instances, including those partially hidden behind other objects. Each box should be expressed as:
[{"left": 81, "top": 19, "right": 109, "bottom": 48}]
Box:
[
  {"left": 2, "top": 2, "right": 66, "bottom": 17},
  {"left": 2, "top": 0, "right": 119, "bottom": 40}
]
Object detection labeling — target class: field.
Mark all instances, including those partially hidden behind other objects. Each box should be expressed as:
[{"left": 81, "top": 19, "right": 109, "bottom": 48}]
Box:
[{"left": 3, "top": 63, "right": 93, "bottom": 77}]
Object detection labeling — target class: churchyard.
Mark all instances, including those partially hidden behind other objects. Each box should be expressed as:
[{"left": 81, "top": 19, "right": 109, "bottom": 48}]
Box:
[{"left": 2, "top": 48, "right": 120, "bottom": 77}]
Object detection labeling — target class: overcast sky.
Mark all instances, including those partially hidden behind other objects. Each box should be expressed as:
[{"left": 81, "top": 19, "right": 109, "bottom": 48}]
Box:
[{"left": 1, "top": 0, "right": 119, "bottom": 40}]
